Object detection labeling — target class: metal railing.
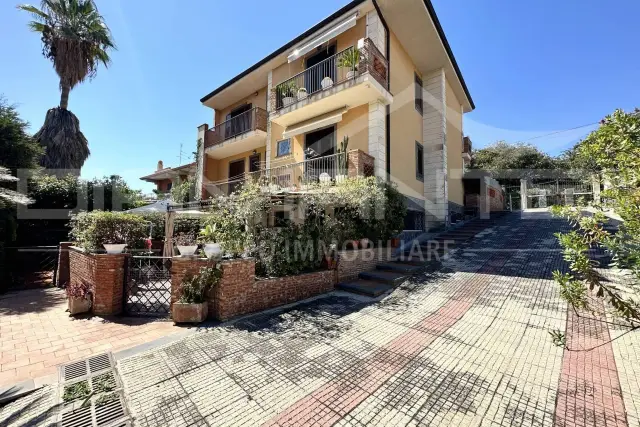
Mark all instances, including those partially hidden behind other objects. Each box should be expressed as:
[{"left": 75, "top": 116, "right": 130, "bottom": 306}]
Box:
[
  {"left": 205, "top": 107, "right": 268, "bottom": 148},
  {"left": 206, "top": 151, "right": 368, "bottom": 196},
  {"left": 272, "top": 38, "right": 389, "bottom": 111}
]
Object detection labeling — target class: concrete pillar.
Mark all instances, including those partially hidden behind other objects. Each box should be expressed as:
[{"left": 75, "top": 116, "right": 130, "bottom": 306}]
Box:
[
  {"left": 368, "top": 100, "right": 387, "bottom": 180},
  {"left": 422, "top": 68, "right": 448, "bottom": 230},
  {"left": 520, "top": 179, "right": 529, "bottom": 210},
  {"left": 592, "top": 174, "right": 601, "bottom": 204},
  {"left": 366, "top": 11, "right": 386, "bottom": 57},
  {"left": 266, "top": 71, "right": 273, "bottom": 170},
  {"left": 195, "top": 124, "right": 208, "bottom": 200},
  {"left": 479, "top": 177, "right": 490, "bottom": 219}
]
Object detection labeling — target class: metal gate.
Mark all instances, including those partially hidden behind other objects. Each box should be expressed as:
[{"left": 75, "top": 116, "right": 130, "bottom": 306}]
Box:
[
  {"left": 2, "top": 246, "right": 59, "bottom": 290},
  {"left": 526, "top": 178, "right": 594, "bottom": 208},
  {"left": 123, "top": 256, "right": 172, "bottom": 317}
]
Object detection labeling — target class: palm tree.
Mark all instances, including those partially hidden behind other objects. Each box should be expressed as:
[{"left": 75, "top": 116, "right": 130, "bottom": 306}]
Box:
[{"left": 18, "top": 0, "right": 115, "bottom": 173}]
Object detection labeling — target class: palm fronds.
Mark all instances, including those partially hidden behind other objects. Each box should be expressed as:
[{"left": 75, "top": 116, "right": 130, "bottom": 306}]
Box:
[{"left": 34, "top": 108, "right": 90, "bottom": 172}]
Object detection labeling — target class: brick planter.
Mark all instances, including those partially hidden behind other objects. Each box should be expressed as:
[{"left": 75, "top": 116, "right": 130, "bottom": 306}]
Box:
[
  {"left": 172, "top": 302, "right": 208, "bottom": 324},
  {"left": 169, "top": 257, "right": 211, "bottom": 316},
  {"left": 68, "top": 247, "right": 127, "bottom": 316}
]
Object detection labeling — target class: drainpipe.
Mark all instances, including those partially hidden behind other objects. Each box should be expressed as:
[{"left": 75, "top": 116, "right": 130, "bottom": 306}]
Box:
[{"left": 372, "top": 0, "right": 391, "bottom": 181}]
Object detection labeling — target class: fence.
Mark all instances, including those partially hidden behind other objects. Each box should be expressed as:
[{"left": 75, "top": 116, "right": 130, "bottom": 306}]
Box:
[{"left": 2, "top": 246, "right": 59, "bottom": 290}]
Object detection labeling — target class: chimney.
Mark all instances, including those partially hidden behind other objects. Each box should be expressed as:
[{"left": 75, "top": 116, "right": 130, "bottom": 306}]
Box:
[{"left": 157, "top": 160, "right": 164, "bottom": 171}]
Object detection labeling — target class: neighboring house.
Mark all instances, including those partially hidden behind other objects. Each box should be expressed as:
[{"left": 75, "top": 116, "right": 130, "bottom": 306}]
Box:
[
  {"left": 140, "top": 161, "right": 196, "bottom": 197},
  {"left": 194, "top": 0, "right": 475, "bottom": 231}
]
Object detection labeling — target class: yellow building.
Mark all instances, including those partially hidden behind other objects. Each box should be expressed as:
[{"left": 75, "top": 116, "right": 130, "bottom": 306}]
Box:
[{"left": 191, "top": 0, "right": 474, "bottom": 231}]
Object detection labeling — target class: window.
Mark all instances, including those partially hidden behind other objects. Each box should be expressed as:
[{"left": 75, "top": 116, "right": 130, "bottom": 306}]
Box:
[
  {"left": 415, "top": 142, "right": 424, "bottom": 181},
  {"left": 166, "top": 182, "right": 173, "bottom": 191},
  {"left": 276, "top": 139, "right": 291, "bottom": 157},
  {"left": 415, "top": 73, "right": 423, "bottom": 115},
  {"left": 274, "top": 210, "right": 290, "bottom": 227}
]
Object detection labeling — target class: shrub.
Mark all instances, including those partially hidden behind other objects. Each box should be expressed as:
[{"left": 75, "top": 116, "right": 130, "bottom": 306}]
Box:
[
  {"left": 69, "top": 211, "right": 147, "bottom": 252},
  {"left": 66, "top": 279, "right": 93, "bottom": 299},
  {"left": 201, "top": 209, "right": 249, "bottom": 258},
  {"left": 179, "top": 265, "right": 222, "bottom": 304}
]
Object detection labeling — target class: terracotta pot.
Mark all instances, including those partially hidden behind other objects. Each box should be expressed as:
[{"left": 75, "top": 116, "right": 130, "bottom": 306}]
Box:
[
  {"left": 68, "top": 297, "right": 91, "bottom": 315},
  {"left": 173, "top": 302, "right": 208, "bottom": 324}
]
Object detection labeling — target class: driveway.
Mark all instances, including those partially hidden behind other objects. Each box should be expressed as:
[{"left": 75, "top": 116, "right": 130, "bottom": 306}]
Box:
[{"left": 2, "top": 211, "right": 639, "bottom": 426}]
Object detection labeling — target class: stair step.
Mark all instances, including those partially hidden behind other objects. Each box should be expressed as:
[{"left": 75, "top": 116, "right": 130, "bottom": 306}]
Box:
[
  {"left": 376, "top": 262, "right": 422, "bottom": 274},
  {"left": 358, "top": 270, "right": 407, "bottom": 286},
  {"left": 336, "top": 280, "right": 393, "bottom": 297}
]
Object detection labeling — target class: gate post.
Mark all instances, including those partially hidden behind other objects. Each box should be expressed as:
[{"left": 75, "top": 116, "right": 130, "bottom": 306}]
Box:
[
  {"left": 56, "top": 242, "right": 72, "bottom": 288},
  {"left": 520, "top": 179, "right": 529, "bottom": 210}
]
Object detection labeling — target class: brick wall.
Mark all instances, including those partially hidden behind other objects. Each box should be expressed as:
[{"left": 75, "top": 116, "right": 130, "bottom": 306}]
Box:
[
  {"left": 170, "top": 257, "right": 211, "bottom": 312},
  {"left": 337, "top": 247, "right": 395, "bottom": 283},
  {"left": 68, "top": 247, "right": 126, "bottom": 316},
  {"left": 171, "top": 257, "right": 336, "bottom": 321}
]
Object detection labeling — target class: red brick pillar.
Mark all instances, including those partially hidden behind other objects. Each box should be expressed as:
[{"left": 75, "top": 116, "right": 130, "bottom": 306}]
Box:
[
  {"left": 92, "top": 253, "right": 128, "bottom": 316},
  {"left": 170, "top": 257, "right": 211, "bottom": 315},
  {"left": 56, "top": 242, "right": 73, "bottom": 288},
  {"left": 213, "top": 259, "right": 255, "bottom": 321}
]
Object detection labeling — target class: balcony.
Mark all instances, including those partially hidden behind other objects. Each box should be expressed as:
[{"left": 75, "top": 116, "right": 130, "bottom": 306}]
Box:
[
  {"left": 205, "top": 150, "right": 374, "bottom": 196},
  {"left": 204, "top": 107, "right": 268, "bottom": 159},
  {"left": 270, "top": 38, "right": 392, "bottom": 127}
]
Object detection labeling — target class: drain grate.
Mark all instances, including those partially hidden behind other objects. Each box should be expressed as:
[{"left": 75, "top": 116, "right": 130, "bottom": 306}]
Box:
[{"left": 57, "top": 353, "right": 130, "bottom": 427}]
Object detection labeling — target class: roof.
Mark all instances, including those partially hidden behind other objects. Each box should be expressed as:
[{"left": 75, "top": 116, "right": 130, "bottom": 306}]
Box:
[
  {"left": 140, "top": 163, "right": 197, "bottom": 182},
  {"left": 199, "top": 0, "right": 474, "bottom": 110}
]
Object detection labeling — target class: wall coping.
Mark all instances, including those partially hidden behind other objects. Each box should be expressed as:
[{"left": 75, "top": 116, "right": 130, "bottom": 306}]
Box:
[
  {"left": 256, "top": 268, "right": 331, "bottom": 284},
  {"left": 69, "top": 246, "right": 128, "bottom": 258}
]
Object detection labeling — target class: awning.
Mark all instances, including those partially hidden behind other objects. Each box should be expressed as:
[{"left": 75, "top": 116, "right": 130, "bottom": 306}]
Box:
[
  {"left": 281, "top": 107, "right": 347, "bottom": 140},
  {"left": 287, "top": 13, "right": 358, "bottom": 63}
]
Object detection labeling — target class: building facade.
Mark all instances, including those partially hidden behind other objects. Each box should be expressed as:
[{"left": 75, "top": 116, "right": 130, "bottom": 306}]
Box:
[{"left": 192, "top": 0, "right": 474, "bottom": 231}]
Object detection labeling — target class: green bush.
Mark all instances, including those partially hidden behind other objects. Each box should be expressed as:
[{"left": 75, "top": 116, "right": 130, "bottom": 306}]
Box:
[
  {"left": 179, "top": 265, "right": 222, "bottom": 304},
  {"left": 200, "top": 210, "right": 248, "bottom": 258},
  {"left": 69, "top": 211, "right": 147, "bottom": 252}
]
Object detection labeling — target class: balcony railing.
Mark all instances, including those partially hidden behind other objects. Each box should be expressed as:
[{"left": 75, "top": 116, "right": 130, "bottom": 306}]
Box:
[
  {"left": 206, "top": 150, "right": 375, "bottom": 196},
  {"left": 271, "top": 38, "right": 389, "bottom": 111},
  {"left": 205, "top": 107, "right": 268, "bottom": 148}
]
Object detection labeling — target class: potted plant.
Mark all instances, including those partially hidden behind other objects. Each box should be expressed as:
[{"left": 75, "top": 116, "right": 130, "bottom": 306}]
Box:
[
  {"left": 336, "top": 136, "right": 349, "bottom": 183},
  {"left": 173, "top": 265, "right": 222, "bottom": 324},
  {"left": 199, "top": 224, "right": 222, "bottom": 260},
  {"left": 175, "top": 232, "right": 198, "bottom": 257},
  {"left": 103, "top": 242, "right": 126, "bottom": 254},
  {"left": 297, "top": 87, "right": 308, "bottom": 101},
  {"left": 338, "top": 48, "right": 361, "bottom": 79},
  {"left": 279, "top": 81, "right": 298, "bottom": 107},
  {"left": 67, "top": 280, "right": 92, "bottom": 315},
  {"left": 321, "top": 76, "right": 333, "bottom": 90}
]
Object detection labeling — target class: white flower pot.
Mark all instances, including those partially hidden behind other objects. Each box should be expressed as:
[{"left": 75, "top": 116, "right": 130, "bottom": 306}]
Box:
[
  {"left": 177, "top": 245, "right": 198, "bottom": 256},
  {"left": 297, "top": 89, "right": 308, "bottom": 100},
  {"left": 321, "top": 77, "right": 333, "bottom": 90},
  {"left": 103, "top": 244, "right": 126, "bottom": 254},
  {"left": 346, "top": 70, "right": 357, "bottom": 79},
  {"left": 319, "top": 173, "right": 331, "bottom": 184},
  {"left": 204, "top": 243, "right": 222, "bottom": 260},
  {"left": 282, "top": 96, "right": 295, "bottom": 107}
]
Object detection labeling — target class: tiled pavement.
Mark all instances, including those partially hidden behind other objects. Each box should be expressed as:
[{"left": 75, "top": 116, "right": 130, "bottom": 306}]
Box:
[
  {"left": 0, "top": 287, "right": 180, "bottom": 388},
  {"left": 2, "top": 211, "right": 639, "bottom": 426}
]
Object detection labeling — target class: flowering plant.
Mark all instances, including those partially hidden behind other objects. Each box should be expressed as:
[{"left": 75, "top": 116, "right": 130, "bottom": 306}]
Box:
[{"left": 66, "top": 280, "right": 93, "bottom": 300}]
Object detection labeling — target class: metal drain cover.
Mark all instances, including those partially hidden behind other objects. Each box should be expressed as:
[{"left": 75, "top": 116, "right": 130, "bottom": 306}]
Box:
[{"left": 57, "top": 353, "right": 131, "bottom": 427}]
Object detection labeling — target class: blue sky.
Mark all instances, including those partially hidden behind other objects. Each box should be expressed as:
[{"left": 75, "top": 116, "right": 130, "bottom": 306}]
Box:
[{"left": 2, "top": 0, "right": 639, "bottom": 192}]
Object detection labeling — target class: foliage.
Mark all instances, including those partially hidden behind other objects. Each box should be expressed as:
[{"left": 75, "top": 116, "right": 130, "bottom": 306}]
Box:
[
  {"left": 551, "top": 109, "right": 640, "bottom": 323},
  {"left": 201, "top": 210, "right": 249, "bottom": 258},
  {"left": 66, "top": 278, "right": 93, "bottom": 299},
  {"left": 63, "top": 380, "right": 90, "bottom": 402},
  {"left": 548, "top": 329, "right": 566, "bottom": 348},
  {"left": 170, "top": 178, "right": 196, "bottom": 203},
  {"left": 179, "top": 265, "right": 222, "bottom": 304},
  {"left": 0, "top": 167, "right": 32, "bottom": 208},
  {"left": 470, "top": 141, "right": 561, "bottom": 180},
  {"left": 278, "top": 81, "right": 299, "bottom": 97},
  {"left": 174, "top": 232, "right": 197, "bottom": 246},
  {"left": 69, "top": 211, "right": 147, "bottom": 251},
  {"left": 18, "top": 0, "right": 116, "bottom": 170},
  {"left": 337, "top": 48, "right": 361, "bottom": 71},
  {"left": 199, "top": 224, "right": 218, "bottom": 243},
  {"left": 0, "top": 96, "right": 43, "bottom": 171},
  {"left": 337, "top": 136, "right": 349, "bottom": 175}
]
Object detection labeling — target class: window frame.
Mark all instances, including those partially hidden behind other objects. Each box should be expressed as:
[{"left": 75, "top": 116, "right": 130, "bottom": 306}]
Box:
[
  {"left": 276, "top": 138, "right": 292, "bottom": 157},
  {"left": 415, "top": 73, "right": 423, "bottom": 116},
  {"left": 415, "top": 141, "right": 424, "bottom": 182}
]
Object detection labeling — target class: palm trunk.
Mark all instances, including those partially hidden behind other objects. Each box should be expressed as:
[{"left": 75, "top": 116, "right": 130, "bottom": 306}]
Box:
[{"left": 59, "top": 82, "right": 70, "bottom": 110}]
